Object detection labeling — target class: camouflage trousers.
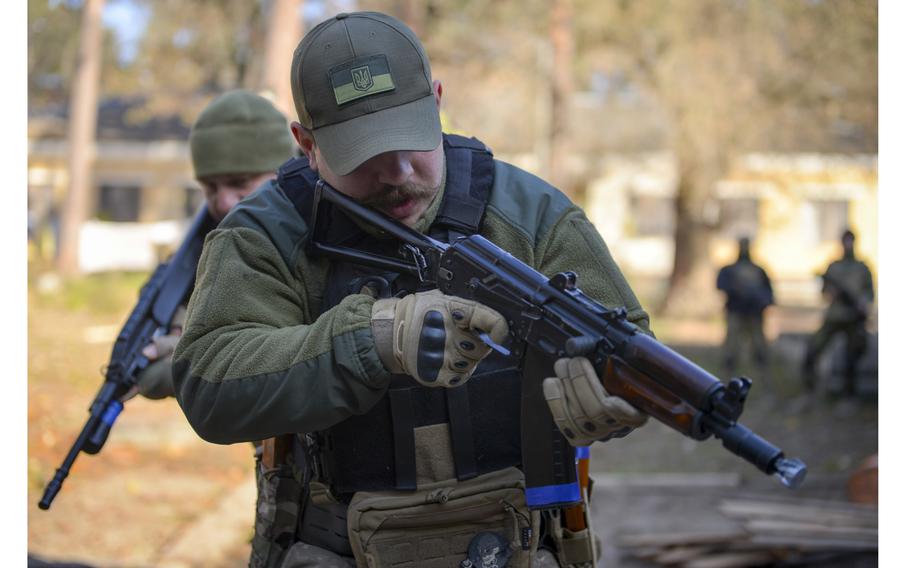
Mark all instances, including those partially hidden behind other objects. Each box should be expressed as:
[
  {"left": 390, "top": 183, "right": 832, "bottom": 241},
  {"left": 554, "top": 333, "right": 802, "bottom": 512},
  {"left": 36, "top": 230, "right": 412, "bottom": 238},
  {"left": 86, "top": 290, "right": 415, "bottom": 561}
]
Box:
[
  {"left": 721, "top": 311, "right": 768, "bottom": 376},
  {"left": 250, "top": 457, "right": 306, "bottom": 568},
  {"left": 803, "top": 319, "right": 868, "bottom": 395}
]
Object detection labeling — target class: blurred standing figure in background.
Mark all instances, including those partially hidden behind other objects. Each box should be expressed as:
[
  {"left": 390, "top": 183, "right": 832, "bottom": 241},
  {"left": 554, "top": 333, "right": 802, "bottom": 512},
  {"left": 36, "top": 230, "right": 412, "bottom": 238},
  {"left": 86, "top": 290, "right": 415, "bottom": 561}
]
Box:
[
  {"left": 802, "top": 229, "right": 874, "bottom": 398},
  {"left": 716, "top": 237, "right": 774, "bottom": 379}
]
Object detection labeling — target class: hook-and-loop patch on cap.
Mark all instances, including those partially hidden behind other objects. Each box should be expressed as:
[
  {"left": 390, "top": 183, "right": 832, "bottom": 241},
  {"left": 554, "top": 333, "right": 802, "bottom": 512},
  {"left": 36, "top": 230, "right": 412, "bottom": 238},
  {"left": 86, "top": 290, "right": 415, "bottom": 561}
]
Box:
[{"left": 330, "top": 55, "right": 396, "bottom": 106}]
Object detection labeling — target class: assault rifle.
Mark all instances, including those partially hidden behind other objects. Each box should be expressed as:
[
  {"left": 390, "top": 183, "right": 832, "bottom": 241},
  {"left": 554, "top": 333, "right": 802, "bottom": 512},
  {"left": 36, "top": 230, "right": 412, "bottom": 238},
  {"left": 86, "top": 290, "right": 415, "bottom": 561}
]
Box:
[
  {"left": 821, "top": 272, "right": 870, "bottom": 319},
  {"left": 38, "top": 206, "right": 217, "bottom": 510},
  {"left": 307, "top": 180, "right": 807, "bottom": 511}
]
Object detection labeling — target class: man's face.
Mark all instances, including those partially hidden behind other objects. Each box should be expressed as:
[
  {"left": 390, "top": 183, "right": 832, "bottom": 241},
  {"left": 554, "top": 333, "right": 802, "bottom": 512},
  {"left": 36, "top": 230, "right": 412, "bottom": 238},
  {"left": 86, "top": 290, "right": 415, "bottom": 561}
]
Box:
[
  {"left": 199, "top": 172, "right": 274, "bottom": 221},
  {"left": 308, "top": 144, "right": 445, "bottom": 226},
  {"left": 842, "top": 234, "right": 855, "bottom": 256},
  {"left": 292, "top": 80, "right": 446, "bottom": 227}
]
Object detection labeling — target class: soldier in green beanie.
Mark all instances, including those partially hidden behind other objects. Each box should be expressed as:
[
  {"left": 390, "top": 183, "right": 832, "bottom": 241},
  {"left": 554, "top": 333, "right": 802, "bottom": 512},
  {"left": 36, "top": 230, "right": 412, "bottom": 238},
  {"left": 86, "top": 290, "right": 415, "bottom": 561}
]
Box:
[{"left": 127, "top": 89, "right": 296, "bottom": 400}]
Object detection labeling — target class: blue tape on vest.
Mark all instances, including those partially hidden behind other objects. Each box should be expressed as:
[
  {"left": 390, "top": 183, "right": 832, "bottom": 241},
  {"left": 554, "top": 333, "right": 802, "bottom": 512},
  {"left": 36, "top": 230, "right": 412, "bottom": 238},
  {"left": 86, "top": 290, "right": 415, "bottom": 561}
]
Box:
[
  {"left": 101, "top": 400, "right": 124, "bottom": 427},
  {"left": 576, "top": 446, "right": 590, "bottom": 459},
  {"left": 525, "top": 482, "right": 581, "bottom": 508}
]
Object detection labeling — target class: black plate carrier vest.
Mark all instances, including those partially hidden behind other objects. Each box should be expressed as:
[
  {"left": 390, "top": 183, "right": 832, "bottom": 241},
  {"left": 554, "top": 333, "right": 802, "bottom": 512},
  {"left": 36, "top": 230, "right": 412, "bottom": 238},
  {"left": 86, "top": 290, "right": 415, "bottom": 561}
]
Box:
[{"left": 276, "top": 135, "right": 523, "bottom": 500}]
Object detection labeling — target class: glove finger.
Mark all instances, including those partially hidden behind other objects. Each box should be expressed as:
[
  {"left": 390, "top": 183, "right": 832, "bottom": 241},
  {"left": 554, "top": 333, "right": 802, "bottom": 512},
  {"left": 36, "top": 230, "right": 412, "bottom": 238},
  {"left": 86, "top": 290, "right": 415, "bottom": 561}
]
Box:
[
  {"left": 566, "top": 357, "right": 646, "bottom": 429},
  {"left": 444, "top": 350, "right": 479, "bottom": 375},
  {"left": 142, "top": 342, "right": 159, "bottom": 360},
  {"left": 136, "top": 358, "right": 176, "bottom": 399},
  {"left": 564, "top": 374, "right": 605, "bottom": 437},
  {"left": 553, "top": 357, "right": 571, "bottom": 379},
  {"left": 600, "top": 396, "right": 649, "bottom": 427},
  {"left": 152, "top": 334, "right": 180, "bottom": 359},
  {"left": 543, "top": 377, "right": 581, "bottom": 444},
  {"left": 452, "top": 328, "right": 492, "bottom": 361},
  {"left": 566, "top": 357, "right": 614, "bottom": 422},
  {"left": 549, "top": 364, "right": 599, "bottom": 439},
  {"left": 464, "top": 302, "right": 509, "bottom": 343}
]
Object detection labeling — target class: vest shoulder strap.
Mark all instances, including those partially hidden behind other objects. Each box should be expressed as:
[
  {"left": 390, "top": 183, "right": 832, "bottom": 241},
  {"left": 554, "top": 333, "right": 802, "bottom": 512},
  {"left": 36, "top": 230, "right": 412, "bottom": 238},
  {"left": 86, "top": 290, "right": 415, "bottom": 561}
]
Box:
[
  {"left": 433, "top": 134, "right": 495, "bottom": 240},
  {"left": 276, "top": 155, "right": 320, "bottom": 222}
]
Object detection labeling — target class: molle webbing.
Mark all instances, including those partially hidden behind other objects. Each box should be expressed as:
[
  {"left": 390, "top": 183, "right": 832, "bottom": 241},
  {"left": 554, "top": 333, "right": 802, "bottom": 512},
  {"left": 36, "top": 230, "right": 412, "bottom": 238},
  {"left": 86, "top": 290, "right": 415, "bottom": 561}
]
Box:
[
  {"left": 446, "top": 385, "right": 478, "bottom": 481},
  {"left": 389, "top": 387, "right": 417, "bottom": 490},
  {"left": 321, "top": 365, "right": 522, "bottom": 497}
]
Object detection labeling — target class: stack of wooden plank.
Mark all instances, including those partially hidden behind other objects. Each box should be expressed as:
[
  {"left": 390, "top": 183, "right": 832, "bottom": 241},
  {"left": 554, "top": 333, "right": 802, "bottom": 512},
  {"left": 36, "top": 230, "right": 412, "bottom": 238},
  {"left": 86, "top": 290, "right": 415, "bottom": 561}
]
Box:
[{"left": 616, "top": 496, "right": 877, "bottom": 567}]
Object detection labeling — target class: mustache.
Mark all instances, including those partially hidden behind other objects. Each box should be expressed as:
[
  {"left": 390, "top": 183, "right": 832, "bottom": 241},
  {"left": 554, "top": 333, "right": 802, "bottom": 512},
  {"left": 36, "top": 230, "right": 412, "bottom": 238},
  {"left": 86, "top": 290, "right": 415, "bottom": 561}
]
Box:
[{"left": 360, "top": 182, "right": 437, "bottom": 210}]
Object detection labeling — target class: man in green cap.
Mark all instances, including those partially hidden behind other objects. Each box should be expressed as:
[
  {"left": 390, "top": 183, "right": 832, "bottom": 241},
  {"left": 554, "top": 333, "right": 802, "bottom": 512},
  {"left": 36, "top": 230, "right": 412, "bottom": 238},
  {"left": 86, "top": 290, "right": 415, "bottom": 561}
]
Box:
[
  {"left": 173, "top": 12, "right": 650, "bottom": 568},
  {"left": 127, "top": 89, "right": 295, "bottom": 400}
]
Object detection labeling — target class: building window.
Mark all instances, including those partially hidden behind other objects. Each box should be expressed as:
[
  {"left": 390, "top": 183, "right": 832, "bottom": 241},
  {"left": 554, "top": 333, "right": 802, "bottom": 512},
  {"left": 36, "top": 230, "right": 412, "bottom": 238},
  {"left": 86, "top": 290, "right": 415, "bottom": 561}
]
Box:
[
  {"left": 809, "top": 199, "right": 849, "bottom": 243},
  {"left": 719, "top": 198, "right": 759, "bottom": 239},
  {"left": 628, "top": 194, "right": 675, "bottom": 237},
  {"left": 97, "top": 184, "right": 141, "bottom": 222}
]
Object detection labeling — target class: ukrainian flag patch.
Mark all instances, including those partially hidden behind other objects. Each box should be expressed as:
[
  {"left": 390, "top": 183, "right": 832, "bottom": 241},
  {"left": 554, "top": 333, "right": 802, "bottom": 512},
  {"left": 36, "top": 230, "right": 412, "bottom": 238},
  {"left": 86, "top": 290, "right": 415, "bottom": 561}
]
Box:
[{"left": 330, "top": 55, "right": 395, "bottom": 105}]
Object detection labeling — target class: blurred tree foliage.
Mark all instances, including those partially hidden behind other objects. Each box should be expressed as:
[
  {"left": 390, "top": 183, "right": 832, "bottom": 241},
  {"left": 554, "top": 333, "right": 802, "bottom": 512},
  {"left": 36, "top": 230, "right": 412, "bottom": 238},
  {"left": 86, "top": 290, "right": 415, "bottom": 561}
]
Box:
[
  {"left": 30, "top": 0, "right": 876, "bottom": 305},
  {"left": 572, "top": 0, "right": 877, "bottom": 314},
  {"left": 28, "top": 0, "right": 119, "bottom": 109},
  {"left": 29, "top": 0, "right": 268, "bottom": 125},
  {"left": 117, "top": 0, "right": 266, "bottom": 125}
]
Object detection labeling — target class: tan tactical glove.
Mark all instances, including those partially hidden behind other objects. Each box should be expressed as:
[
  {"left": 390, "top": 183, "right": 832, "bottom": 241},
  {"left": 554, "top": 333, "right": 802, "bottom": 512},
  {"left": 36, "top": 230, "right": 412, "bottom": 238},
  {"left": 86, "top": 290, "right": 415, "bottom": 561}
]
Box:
[
  {"left": 371, "top": 289, "right": 509, "bottom": 388},
  {"left": 141, "top": 333, "right": 181, "bottom": 362},
  {"left": 544, "top": 357, "right": 648, "bottom": 446}
]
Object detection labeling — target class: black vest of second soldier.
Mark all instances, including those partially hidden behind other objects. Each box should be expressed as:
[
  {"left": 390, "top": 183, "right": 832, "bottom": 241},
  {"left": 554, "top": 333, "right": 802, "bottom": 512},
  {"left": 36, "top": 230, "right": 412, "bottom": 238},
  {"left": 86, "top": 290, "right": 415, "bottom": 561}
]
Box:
[{"left": 276, "top": 134, "right": 523, "bottom": 499}]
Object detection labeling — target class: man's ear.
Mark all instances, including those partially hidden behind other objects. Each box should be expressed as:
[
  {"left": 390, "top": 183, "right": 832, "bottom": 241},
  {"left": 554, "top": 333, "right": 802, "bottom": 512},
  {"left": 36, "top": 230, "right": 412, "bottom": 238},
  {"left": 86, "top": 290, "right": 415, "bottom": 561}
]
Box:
[
  {"left": 290, "top": 122, "right": 318, "bottom": 172},
  {"left": 432, "top": 79, "right": 443, "bottom": 110}
]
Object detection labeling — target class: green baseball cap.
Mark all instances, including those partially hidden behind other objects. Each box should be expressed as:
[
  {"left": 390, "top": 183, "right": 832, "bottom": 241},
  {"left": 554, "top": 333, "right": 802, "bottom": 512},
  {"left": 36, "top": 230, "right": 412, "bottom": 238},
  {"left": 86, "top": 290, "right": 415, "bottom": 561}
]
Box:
[{"left": 290, "top": 12, "right": 442, "bottom": 175}]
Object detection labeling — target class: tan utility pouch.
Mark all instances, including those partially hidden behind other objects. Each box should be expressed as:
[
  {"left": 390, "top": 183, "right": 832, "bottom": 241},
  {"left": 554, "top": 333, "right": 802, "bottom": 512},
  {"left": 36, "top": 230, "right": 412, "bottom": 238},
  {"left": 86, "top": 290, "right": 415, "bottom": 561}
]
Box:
[
  {"left": 346, "top": 467, "right": 540, "bottom": 568},
  {"left": 544, "top": 507, "right": 597, "bottom": 568}
]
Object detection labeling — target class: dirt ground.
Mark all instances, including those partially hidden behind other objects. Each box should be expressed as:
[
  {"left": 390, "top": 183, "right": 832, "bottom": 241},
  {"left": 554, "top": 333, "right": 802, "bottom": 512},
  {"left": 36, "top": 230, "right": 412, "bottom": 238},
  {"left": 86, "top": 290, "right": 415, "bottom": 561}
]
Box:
[{"left": 27, "top": 272, "right": 878, "bottom": 567}]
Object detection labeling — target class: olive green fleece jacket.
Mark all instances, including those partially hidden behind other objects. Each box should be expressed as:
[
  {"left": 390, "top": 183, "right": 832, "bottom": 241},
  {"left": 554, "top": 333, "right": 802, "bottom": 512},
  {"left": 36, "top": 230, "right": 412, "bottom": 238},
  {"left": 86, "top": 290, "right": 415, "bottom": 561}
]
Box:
[{"left": 172, "top": 159, "right": 652, "bottom": 444}]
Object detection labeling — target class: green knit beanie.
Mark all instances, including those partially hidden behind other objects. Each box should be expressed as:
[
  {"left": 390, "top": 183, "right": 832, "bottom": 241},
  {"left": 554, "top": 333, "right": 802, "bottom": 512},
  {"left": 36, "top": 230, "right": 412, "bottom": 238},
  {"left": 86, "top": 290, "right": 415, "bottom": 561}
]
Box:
[{"left": 189, "top": 90, "right": 296, "bottom": 178}]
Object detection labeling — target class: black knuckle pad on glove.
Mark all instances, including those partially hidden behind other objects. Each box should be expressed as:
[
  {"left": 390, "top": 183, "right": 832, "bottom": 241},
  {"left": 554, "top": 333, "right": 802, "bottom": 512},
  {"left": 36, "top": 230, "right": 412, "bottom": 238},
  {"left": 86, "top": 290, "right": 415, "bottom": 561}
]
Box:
[{"left": 417, "top": 309, "right": 446, "bottom": 384}]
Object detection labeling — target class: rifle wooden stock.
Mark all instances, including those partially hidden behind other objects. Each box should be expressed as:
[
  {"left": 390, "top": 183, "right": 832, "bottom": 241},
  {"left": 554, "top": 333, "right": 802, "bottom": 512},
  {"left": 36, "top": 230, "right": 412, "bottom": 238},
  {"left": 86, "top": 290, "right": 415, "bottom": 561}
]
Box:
[
  {"left": 601, "top": 356, "right": 703, "bottom": 439},
  {"left": 563, "top": 456, "right": 589, "bottom": 531}
]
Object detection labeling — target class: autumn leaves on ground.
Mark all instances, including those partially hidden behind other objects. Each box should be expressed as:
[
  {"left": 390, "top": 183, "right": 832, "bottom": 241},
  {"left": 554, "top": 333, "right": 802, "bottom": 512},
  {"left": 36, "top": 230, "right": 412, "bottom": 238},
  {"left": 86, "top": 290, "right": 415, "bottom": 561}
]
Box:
[{"left": 28, "top": 267, "right": 254, "bottom": 567}]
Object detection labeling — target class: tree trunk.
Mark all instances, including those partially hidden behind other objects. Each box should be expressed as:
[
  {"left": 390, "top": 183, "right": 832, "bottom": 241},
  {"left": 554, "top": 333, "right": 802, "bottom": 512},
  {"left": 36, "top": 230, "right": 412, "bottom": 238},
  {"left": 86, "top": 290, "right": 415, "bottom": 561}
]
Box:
[
  {"left": 547, "top": 0, "right": 575, "bottom": 199},
  {"left": 660, "top": 175, "right": 717, "bottom": 318},
  {"left": 57, "top": 0, "right": 104, "bottom": 277},
  {"left": 260, "top": 0, "right": 304, "bottom": 118},
  {"left": 659, "top": 143, "right": 725, "bottom": 318}
]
